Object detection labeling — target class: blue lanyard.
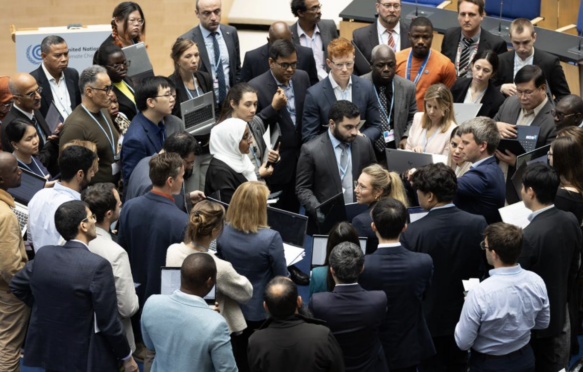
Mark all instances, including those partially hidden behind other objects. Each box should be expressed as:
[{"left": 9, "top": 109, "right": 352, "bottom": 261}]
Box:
[
  {"left": 423, "top": 127, "right": 440, "bottom": 153},
  {"left": 406, "top": 49, "right": 431, "bottom": 85},
  {"left": 81, "top": 104, "right": 116, "bottom": 155},
  {"left": 472, "top": 88, "right": 487, "bottom": 104},
  {"left": 374, "top": 80, "right": 395, "bottom": 129},
  {"left": 184, "top": 74, "right": 202, "bottom": 100},
  {"left": 17, "top": 157, "right": 46, "bottom": 178}
]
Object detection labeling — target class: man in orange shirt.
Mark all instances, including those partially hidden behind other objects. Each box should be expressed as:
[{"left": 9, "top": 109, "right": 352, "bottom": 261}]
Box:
[{"left": 396, "top": 17, "right": 456, "bottom": 112}]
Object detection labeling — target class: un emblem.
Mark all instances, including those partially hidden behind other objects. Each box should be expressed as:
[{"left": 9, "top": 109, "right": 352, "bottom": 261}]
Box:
[{"left": 26, "top": 44, "right": 43, "bottom": 65}]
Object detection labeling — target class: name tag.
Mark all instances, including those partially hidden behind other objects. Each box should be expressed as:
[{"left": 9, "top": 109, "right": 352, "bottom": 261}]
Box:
[
  {"left": 112, "top": 161, "right": 121, "bottom": 176},
  {"left": 384, "top": 130, "right": 395, "bottom": 143}
]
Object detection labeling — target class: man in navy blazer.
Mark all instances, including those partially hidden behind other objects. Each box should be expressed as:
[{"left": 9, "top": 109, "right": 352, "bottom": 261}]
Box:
[
  {"left": 10, "top": 201, "right": 138, "bottom": 372},
  {"left": 310, "top": 242, "right": 388, "bottom": 372},
  {"left": 401, "top": 163, "right": 487, "bottom": 372},
  {"left": 455, "top": 117, "right": 505, "bottom": 224},
  {"left": 301, "top": 38, "right": 382, "bottom": 144},
  {"left": 121, "top": 76, "right": 175, "bottom": 186},
  {"left": 360, "top": 198, "right": 435, "bottom": 372}
]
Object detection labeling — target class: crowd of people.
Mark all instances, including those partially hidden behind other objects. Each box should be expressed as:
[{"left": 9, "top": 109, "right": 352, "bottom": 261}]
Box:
[{"left": 1, "top": 0, "right": 583, "bottom": 371}]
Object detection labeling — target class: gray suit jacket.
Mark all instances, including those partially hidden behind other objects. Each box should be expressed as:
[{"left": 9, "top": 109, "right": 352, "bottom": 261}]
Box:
[
  {"left": 291, "top": 19, "right": 339, "bottom": 64},
  {"left": 360, "top": 73, "right": 417, "bottom": 144}
]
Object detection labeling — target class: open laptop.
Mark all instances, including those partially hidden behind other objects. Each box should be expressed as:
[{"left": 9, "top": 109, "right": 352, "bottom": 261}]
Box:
[
  {"left": 122, "top": 42, "right": 154, "bottom": 86},
  {"left": 453, "top": 103, "right": 482, "bottom": 125},
  {"left": 497, "top": 126, "right": 541, "bottom": 156},
  {"left": 161, "top": 267, "right": 215, "bottom": 304},
  {"left": 267, "top": 206, "right": 308, "bottom": 265},
  {"left": 311, "top": 235, "right": 368, "bottom": 268},
  {"left": 314, "top": 192, "right": 348, "bottom": 235},
  {"left": 386, "top": 149, "right": 438, "bottom": 174},
  {"left": 180, "top": 92, "right": 215, "bottom": 136},
  {"left": 407, "top": 206, "right": 429, "bottom": 224},
  {"left": 7, "top": 168, "right": 47, "bottom": 236},
  {"left": 345, "top": 202, "right": 369, "bottom": 222},
  {"left": 508, "top": 145, "right": 551, "bottom": 203}
]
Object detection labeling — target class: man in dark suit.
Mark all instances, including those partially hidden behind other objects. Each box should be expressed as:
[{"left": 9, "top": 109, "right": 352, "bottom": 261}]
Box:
[
  {"left": 241, "top": 22, "right": 318, "bottom": 86},
  {"left": 495, "top": 18, "right": 570, "bottom": 101},
  {"left": 296, "top": 100, "right": 377, "bottom": 219},
  {"left": 455, "top": 117, "right": 505, "bottom": 224},
  {"left": 30, "top": 35, "right": 81, "bottom": 121},
  {"left": 310, "top": 242, "right": 388, "bottom": 372},
  {"left": 302, "top": 38, "right": 382, "bottom": 143},
  {"left": 359, "top": 198, "right": 435, "bottom": 372},
  {"left": 519, "top": 163, "right": 581, "bottom": 372},
  {"left": 401, "top": 163, "right": 487, "bottom": 372},
  {"left": 10, "top": 200, "right": 138, "bottom": 372},
  {"left": 180, "top": 0, "right": 241, "bottom": 107},
  {"left": 290, "top": 0, "right": 339, "bottom": 80},
  {"left": 352, "top": 0, "right": 411, "bottom": 76},
  {"left": 440, "top": 0, "right": 507, "bottom": 78},
  {"left": 249, "top": 39, "right": 311, "bottom": 213},
  {"left": 2, "top": 73, "right": 59, "bottom": 175}
]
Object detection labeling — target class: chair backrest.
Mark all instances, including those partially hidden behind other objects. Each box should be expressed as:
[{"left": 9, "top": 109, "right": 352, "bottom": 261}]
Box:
[
  {"left": 403, "top": 0, "right": 445, "bottom": 7},
  {"left": 484, "top": 0, "right": 541, "bottom": 21}
]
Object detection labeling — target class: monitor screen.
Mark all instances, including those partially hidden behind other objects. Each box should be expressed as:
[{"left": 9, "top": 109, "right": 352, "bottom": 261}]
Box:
[
  {"left": 311, "top": 235, "right": 368, "bottom": 267},
  {"left": 267, "top": 206, "right": 308, "bottom": 247},
  {"left": 315, "top": 192, "right": 348, "bottom": 234},
  {"left": 7, "top": 169, "right": 46, "bottom": 205},
  {"left": 407, "top": 207, "right": 429, "bottom": 223}
]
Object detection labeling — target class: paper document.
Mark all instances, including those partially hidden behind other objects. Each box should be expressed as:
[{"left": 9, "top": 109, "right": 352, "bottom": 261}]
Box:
[
  {"left": 431, "top": 154, "right": 448, "bottom": 165},
  {"left": 499, "top": 202, "right": 531, "bottom": 228},
  {"left": 283, "top": 243, "right": 305, "bottom": 266},
  {"left": 463, "top": 278, "right": 480, "bottom": 293}
]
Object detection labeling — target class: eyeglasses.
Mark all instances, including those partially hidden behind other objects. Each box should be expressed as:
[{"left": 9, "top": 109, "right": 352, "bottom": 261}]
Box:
[
  {"left": 82, "top": 214, "right": 96, "bottom": 223},
  {"left": 330, "top": 60, "right": 355, "bottom": 69},
  {"left": 2, "top": 100, "right": 13, "bottom": 108},
  {"left": 155, "top": 93, "right": 177, "bottom": 100},
  {"left": 479, "top": 240, "right": 490, "bottom": 250},
  {"left": 379, "top": 2, "right": 401, "bottom": 10},
  {"left": 15, "top": 87, "right": 43, "bottom": 99},
  {"left": 274, "top": 61, "right": 297, "bottom": 70},
  {"left": 354, "top": 181, "right": 369, "bottom": 191},
  {"left": 107, "top": 60, "right": 131, "bottom": 71},
  {"left": 551, "top": 110, "right": 576, "bottom": 121},
  {"left": 516, "top": 89, "right": 536, "bottom": 97},
  {"left": 90, "top": 85, "right": 114, "bottom": 94},
  {"left": 128, "top": 18, "right": 144, "bottom": 25}
]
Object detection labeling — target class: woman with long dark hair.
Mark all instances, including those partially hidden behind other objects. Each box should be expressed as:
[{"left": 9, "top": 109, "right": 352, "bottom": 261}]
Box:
[{"left": 105, "top": 2, "right": 146, "bottom": 48}]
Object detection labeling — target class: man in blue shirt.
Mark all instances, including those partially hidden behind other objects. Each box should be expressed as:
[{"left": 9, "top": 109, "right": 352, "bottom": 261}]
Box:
[{"left": 455, "top": 222, "right": 550, "bottom": 372}]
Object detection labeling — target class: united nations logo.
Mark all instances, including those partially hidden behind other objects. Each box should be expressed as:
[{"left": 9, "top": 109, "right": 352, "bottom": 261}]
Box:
[{"left": 26, "top": 44, "right": 43, "bottom": 65}]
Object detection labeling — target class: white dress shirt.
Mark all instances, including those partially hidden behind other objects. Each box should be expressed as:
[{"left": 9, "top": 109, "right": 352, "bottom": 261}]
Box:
[
  {"left": 41, "top": 63, "right": 72, "bottom": 119},
  {"left": 298, "top": 23, "right": 326, "bottom": 79},
  {"left": 329, "top": 75, "right": 353, "bottom": 102},
  {"left": 377, "top": 19, "right": 401, "bottom": 52},
  {"left": 513, "top": 48, "right": 535, "bottom": 79}
]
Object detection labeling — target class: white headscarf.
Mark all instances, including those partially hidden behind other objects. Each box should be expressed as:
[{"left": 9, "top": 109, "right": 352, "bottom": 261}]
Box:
[{"left": 210, "top": 118, "right": 257, "bottom": 181}]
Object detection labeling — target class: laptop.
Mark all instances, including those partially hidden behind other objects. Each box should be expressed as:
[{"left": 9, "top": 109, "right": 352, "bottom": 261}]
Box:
[
  {"left": 122, "top": 42, "right": 154, "bottom": 86},
  {"left": 266, "top": 206, "right": 308, "bottom": 265},
  {"left": 385, "top": 149, "right": 434, "bottom": 174},
  {"left": 7, "top": 168, "right": 47, "bottom": 236},
  {"left": 497, "top": 126, "right": 540, "bottom": 156},
  {"left": 407, "top": 206, "right": 429, "bottom": 224},
  {"left": 180, "top": 92, "right": 215, "bottom": 136},
  {"left": 206, "top": 191, "right": 229, "bottom": 209},
  {"left": 453, "top": 103, "right": 482, "bottom": 125},
  {"left": 311, "top": 235, "right": 368, "bottom": 268},
  {"left": 508, "top": 145, "right": 551, "bottom": 203},
  {"left": 161, "top": 267, "right": 215, "bottom": 303},
  {"left": 314, "top": 192, "right": 348, "bottom": 235}
]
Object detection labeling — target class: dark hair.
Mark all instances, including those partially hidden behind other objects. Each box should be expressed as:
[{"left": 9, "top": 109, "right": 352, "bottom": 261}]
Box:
[
  {"left": 410, "top": 17, "right": 434, "bottom": 32},
  {"left": 411, "top": 163, "right": 458, "bottom": 203},
  {"left": 324, "top": 222, "right": 360, "bottom": 291},
  {"left": 40, "top": 35, "right": 66, "bottom": 54},
  {"left": 329, "top": 100, "right": 360, "bottom": 124},
  {"left": 81, "top": 183, "right": 117, "bottom": 223},
  {"left": 471, "top": 50, "right": 499, "bottom": 77},
  {"left": 170, "top": 37, "right": 197, "bottom": 67},
  {"left": 59, "top": 145, "right": 98, "bottom": 182},
  {"left": 96, "top": 42, "right": 124, "bottom": 67},
  {"left": 371, "top": 198, "right": 407, "bottom": 240},
  {"left": 112, "top": 2, "right": 146, "bottom": 42},
  {"left": 522, "top": 163, "right": 559, "bottom": 205},
  {"left": 269, "top": 39, "right": 297, "bottom": 61},
  {"left": 181, "top": 253, "right": 216, "bottom": 293},
  {"left": 558, "top": 95, "right": 583, "bottom": 117},
  {"left": 329, "top": 242, "right": 364, "bottom": 283},
  {"left": 514, "top": 65, "right": 546, "bottom": 88},
  {"left": 457, "top": 0, "right": 484, "bottom": 15},
  {"left": 54, "top": 200, "right": 90, "bottom": 241},
  {"left": 484, "top": 222, "right": 523, "bottom": 265},
  {"left": 149, "top": 152, "right": 184, "bottom": 187},
  {"left": 450, "top": 125, "right": 461, "bottom": 140},
  {"left": 135, "top": 76, "right": 175, "bottom": 112},
  {"left": 163, "top": 131, "right": 201, "bottom": 158},
  {"left": 551, "top": 136, "right": 583, "bottom": 194},
  {"left": 5, "top": 119, "right": 34, "bottom": 145},
  {"left": 218, "top": 83, "right": 257, "bottom": 123},
  {"left": 290, "top": 0, "right": 307, "bottom": 17},
  {"left": 264, "top": 276, "right": 298, "bottom": 320}
]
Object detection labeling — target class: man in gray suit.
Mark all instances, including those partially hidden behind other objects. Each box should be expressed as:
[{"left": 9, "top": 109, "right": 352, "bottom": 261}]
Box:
[
  {"left": 290, "top": 0, "right": 339, "bottom": 80},
  {"left": 361, "top": 44, "right": 417, "bottom": 160}
]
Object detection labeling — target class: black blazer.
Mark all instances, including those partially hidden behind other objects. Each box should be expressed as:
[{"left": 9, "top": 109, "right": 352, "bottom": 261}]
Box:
[
  {"left": 112, "top": 78, "right": 138, "bottom": 121},
  {"left": 400, "top": 206, "right": 488, "bottom": 337},
  {"left": 519, "top": 207, "right": 581, "bottom": 338},
  {"left": 204, "top": 157, "right": 248, "bottom": 204},
  {"left": 351, "top": 205, "right": 378, "bottom": 255},
  {"left": 30, "top": 66, "right": 81, "bottom": 119},
  {"left": 180, "top": 24, "right": 242, "bottom": 87},
  {"left": 291, "top": 19, "right": 339, "bottom": 65},
  {"left": 352, "top": 19, "right": 411, "bottom": 76},
  {"left": 241, "top": 43, "right": 319, "bottom": 86},
  {"left": 440, "top": 27, "right": 508, "bottom": 65},
  {"left": 168, "top": 69, "right": 214, "bottom": 118},
  {"left": 494, "top": 49, "right": 571, "bottom": 101},
  {"left": 450, "top": 77, "right": 506, "bottom": 119},
  {"left": 248, "top": 69, "right": 311, "bottom": 186}
]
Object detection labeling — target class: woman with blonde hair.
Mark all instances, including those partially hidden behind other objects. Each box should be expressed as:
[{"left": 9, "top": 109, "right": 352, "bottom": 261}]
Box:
[
  {"left": 353, "top": 164, "right": 409, "bottom": 254},
  {"left": 406, "top": 83, "right": 457, "bottom": 155}
]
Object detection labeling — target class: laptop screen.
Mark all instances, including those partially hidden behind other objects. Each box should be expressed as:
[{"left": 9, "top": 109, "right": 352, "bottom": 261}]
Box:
[
  {"left": 407, "top": 207, "right": 429, "bottom": 223},
  {"left": 314, "top": 192, "right": 348, "bottom": 234},
  {"left": 7, "top": 168, "right": 47, "bottom": 205},
  {"left": 311, "top": 235, "right": 368, "bottom": 267},
  {"left": 267, "top": 206, "right": 308, "bottom": 247},
  {"left": 161, "top": 267, "right": 215, "bottom": 301}
]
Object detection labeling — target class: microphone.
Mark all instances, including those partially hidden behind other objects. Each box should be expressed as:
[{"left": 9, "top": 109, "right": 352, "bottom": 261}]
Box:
[
  {"left": 489, "top": 0, "right": 507, "bottom": 37},
  {"left": 568, "top": 21, "right": 583, "bottom": 57},
  {"left": 498, "top": 0, "right": 503, "bottom": 34},
  {"left": 415, "top": 0, "right": 419, "bottom": 17}
]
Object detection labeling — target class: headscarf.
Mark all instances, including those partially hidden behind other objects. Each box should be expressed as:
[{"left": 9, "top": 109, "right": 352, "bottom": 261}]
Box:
[{"left": 210, "top": 118, "right": 257, "bottom": 181}]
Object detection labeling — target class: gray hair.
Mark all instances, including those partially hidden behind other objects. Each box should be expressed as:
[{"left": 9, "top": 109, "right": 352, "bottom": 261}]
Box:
[
  {"left": 370, "top": 44, "right": 395, "bottom": 63},
  {"left": 329, "top": 242, "right": 364, "bottom": 283},
  {"left": 79, "top": 65, "right": 107, "bottom": 96},
  {"left": 40, "top": 35, "right": 66, "bottom": 54},
  {"left": 458, "top": 117, "right": 501, "bottom": 155}
]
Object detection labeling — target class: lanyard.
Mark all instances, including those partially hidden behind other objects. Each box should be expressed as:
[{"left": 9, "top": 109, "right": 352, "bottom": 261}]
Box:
[
  {"left": 406, "top": 49, "right": 431, "bottom": 85},
  {"left": 455, "top": 40, "right": 479, "bottom": 75},
  {"left": 81, "top": 104, "right": 116, "bottom": 155},
  {"left": 184, "top": 74, "right": 202, "bottom": 100},
  {"left": 423, "top": 127, "right": 440, "bottom": 153},
  {"left": 472, "top": 88, "right": 487, "bottom": 104},
  {"left": 17, "top": 157, "right": 46, "bottom": 178},
  {"left": 122, "top": 80, "right": 139, "bottom": 113},
  {"left": 374, "top": 80, "right": 395, "bottom": 130}
]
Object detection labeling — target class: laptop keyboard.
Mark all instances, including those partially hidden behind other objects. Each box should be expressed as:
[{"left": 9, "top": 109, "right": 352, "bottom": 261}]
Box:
[
  {"left": 13, "top": 208, "right": 28, "bottom": 233},
  {"left": 519, "top": 140, "right": 536, "bottom": 153},
  {"left": 184, "top": 106, "right": 214, "bottom": 129}
]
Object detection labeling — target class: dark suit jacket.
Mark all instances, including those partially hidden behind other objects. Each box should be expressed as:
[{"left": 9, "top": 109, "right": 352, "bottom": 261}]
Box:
[
  {"left": 359, "top": 245, "right": 436, "bottom": 368},
  {"left": 204, "top": 157, "right": 248, "bottom": 204},
  {"left": 296, "top": 131, "right": 377, "bottom": 215},
  {"left": 352, "top": 19, "right": 411, "bottom": 76},
  {"left": 112, "top": 78, "right": 138, "bottom": 121},
  {"left": 454, "top": 156, "right": 506, "bottom": 224},
  {"left": 249, "top": 70, "right": 310, "bottom": 186},
  {"left": 241, "top": 43, "right": 319, "bottom": 86},
  {"left": 30, "top": 66, "right": 81, "bottom": 119},
  {"left": 351, "top": 206, "right": 378, "bottom": 255},
  {"left": 291, "top": 19, "right": 339, "bottom": 64},
  {"left": 440, "top": 27, "right": 508, "bottom": 66},
  {"left": 494, "top": 49, "right": 571, "bottom": 101},
  {"left": 400, "top": 207, "right": 487, "bottom": 338},
  {"left": 309, "top": 284, "right": 388, "bottom": 372},
  {"left": 168, "top": 69, "right": 214, "bottom": 118},
  {"left": 180, "top": 24, "right": 242, "bottom": 87},
  {"left": 519, "top": 207, "right": 581, "bottom": 338},
  {"left": 9, "top": 241, "right": 130, "bottom": 371},
  {"left": 450, "top": 77, "right": 506, "bottom": 119},
  {"left": 302, "top": 75, "right": 382, "bottom": 143}
]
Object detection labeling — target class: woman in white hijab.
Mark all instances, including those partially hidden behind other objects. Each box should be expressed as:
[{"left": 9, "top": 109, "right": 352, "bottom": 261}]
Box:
[{"left": 205, "top": 118, "right": 257, "bottom": 203}]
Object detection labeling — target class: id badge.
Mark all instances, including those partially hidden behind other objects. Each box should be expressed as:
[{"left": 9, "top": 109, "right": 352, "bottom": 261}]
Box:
[
  {"left": 213, "top": 79, "right": 219, "bottom": 91},
  {"left": 112, "top": 161, "right": 121, "bottom": 176},
  {"left": 384, "top": 129, "right": 395, "bottom": 143}
]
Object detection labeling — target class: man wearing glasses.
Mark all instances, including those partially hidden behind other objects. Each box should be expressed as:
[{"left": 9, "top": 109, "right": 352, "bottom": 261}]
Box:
[
  {"left": 553, "top": 95, "right": 583, "bottom": 131},
  {"left": 352, "top": 0, "right": 411, "bottom": 76},
  {"left": 290, "top": 0, "right": 339, "bottom": 80},
  {"left": 60, "top": 65, "right": 121, "bottom": 184},
  {"left": 302, "top": 38, "right": 382, "bottom": 144}
]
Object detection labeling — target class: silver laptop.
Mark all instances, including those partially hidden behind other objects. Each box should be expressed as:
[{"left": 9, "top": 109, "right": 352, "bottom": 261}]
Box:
[
  {"left": 311, "top": 235, "right": 368, "bottom": 267},
  {"left": 453, "top": 103, "right": 482, "bottom": 125},
  {"left": 386, "top": 149, "right": 434, "bottom": 174},
  {"left": 180, "top": 92, "right": 216, "bottom": 136},
  {"left": 7, "top": 168, "right": 47, "bottom": 236},
  {"left": 161, "top": 266, "right": 215, "bottom": 302},
  {"left": 122, "top": 42, "right": 154, "bottom": 85}
]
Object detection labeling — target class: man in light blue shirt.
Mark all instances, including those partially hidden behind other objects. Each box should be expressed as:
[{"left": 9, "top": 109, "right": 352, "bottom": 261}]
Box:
[{"left": 455, "top": 222, "right": 549, "bottom": 372}]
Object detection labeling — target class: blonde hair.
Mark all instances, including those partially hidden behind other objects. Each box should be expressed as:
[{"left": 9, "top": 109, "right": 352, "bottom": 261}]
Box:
[
  {"left": 185, "top": 200, "right": 225, "bottom": 244},
  {"left": 362, "top": 164, "right": 409, "bottom": 207},
  {"left": 60, "top": 139, "right": 99, "bottom": 172},
  {"left": 226, "top": 181, "right": 269, "bottom": 234},
  {"left": 422, "top": 84, "right": 457, "bottom": 133}
]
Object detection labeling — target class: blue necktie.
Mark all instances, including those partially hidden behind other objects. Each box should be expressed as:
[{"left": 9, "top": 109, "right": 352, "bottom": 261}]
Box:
[
  {"left": 32, "top": 116, "right": 46, "bottom": 143},
  {"left": 211, "top": 32, "right": 227, "bottom": 106}
]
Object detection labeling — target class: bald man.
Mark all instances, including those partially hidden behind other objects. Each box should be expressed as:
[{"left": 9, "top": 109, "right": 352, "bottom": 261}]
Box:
[
  {"left": 554, "top": 95, "right": 583, "bottom": 131},
  {"left": 2, "top": 73, "right": 60, "bottom": 175},
  {"left": 240, "top": 21, "right": 318, "bottom": 85}
]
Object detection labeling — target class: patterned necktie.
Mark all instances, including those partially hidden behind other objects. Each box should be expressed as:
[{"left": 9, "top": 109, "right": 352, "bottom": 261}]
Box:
[
  {"left": 458, "top": 38, "right": 474, "bottom": 77},
  {"left": 387, "top": 30, "right": 395, "bottom": 49},
  {"left": 340, "top": 143, "right": 348, "bottom": 172},
  {"left": 375, "top": 86, "right": 390, "bottom": 152},
  {"left": 32, "top": 116, "right": 46, "bottom": 143},
  {"left": 211, "top": 32, "right": 227, "bottom": 106}
]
